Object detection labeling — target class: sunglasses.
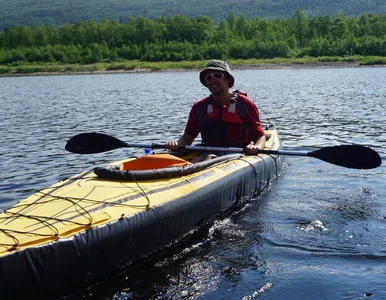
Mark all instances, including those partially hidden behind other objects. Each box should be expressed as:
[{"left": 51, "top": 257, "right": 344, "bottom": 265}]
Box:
[{"left": 205, "top": 73, "right": 225, "bottom": 82}]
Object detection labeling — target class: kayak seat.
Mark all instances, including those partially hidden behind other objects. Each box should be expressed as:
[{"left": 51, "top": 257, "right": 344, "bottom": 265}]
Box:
[{"left": 120, "top": 154, "right": 191, "bottom": 171}]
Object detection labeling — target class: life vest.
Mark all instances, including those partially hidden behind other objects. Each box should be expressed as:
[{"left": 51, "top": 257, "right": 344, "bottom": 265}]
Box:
[{"left": 197, "top": 91, "right": 250, "bottom": 147}]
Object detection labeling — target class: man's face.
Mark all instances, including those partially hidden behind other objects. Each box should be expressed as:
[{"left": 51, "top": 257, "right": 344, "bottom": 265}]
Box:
[{"left": 204, "top": 71, "right": 230, "bottom": 95}]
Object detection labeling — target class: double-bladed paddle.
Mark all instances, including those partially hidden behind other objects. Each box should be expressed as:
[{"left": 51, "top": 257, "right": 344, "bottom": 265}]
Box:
[{"left": 65, "top": 132, "right": 382, "bottom": 170}]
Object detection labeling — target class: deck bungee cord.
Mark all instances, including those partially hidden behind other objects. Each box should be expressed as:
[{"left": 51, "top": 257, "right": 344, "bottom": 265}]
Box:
[{"left": 0, "top": 168, "right": 154, "bottom": 252}]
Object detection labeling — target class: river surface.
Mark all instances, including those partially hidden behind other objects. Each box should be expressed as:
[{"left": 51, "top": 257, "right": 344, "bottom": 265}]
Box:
[{"left": 0, "top": 67, "right": 385, "bottom": 300}]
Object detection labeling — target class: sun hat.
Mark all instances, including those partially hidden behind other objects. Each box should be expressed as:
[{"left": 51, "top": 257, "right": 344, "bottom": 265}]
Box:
[{"left": 199, "top": 60, "right": 235, "bottom": 88}]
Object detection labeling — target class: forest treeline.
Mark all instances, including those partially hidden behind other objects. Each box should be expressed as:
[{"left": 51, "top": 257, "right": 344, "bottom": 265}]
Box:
[
  {"left": 2, "top": 0, "right": 386, "bottom": 29},
  {"left": 0, "top": 10, "right": 385, "bottom": 65}
]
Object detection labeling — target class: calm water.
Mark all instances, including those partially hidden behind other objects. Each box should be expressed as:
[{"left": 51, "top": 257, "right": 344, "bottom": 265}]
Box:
[{"left": 0, "top": 67, "right": 385, "bottom": 300}]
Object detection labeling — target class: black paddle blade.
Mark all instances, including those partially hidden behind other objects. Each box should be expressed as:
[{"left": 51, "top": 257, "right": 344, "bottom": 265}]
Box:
[
  {"left": 309, "top": 145, "right": 382, "bottom": 169},
  {"left": 65, "top": 133, "right": 127, "bottom": 154}
]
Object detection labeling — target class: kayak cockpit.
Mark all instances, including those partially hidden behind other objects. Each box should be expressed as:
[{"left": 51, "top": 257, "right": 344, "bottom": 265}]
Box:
[{"left": 93, "top": 153, "right": 245, "bottom": 181}]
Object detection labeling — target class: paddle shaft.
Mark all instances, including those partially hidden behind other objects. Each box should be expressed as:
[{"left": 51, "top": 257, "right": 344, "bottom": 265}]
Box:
[
  {"left": 130, "top": 143, "right": 244, "bottom": 153},
  {"left": 128, "top": 143, "right": 309, "bottom": 156}
]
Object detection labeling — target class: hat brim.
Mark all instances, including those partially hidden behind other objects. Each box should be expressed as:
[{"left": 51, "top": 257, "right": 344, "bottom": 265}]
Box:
[{"left": 199, "top": 68, "right": 235, "bottom": 88}]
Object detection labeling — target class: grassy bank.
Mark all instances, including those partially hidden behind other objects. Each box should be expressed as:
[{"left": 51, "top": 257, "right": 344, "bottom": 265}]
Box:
[{"left": 1, "top": 56, "right": 386, "bottom": 76}]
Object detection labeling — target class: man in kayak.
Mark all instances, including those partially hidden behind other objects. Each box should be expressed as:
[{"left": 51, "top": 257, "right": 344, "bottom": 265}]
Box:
[{"left": 166, "top": 60, "right": 266, "bottom": 161}]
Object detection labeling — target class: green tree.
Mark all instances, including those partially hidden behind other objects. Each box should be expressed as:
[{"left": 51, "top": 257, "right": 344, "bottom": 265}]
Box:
[
  {"left": 331, "top": 14, "right": 349, "bottom": 40},
  {"left": 135, "top": 16, "right": 166, "bottom": 45},
  {"left": 204, "top": 42, "right": 228, "bottom": 60},
  {"left": 163, "top": 41, "right": 194, "bottom": 61},
  {"left": 357, "top": 14, "right": 371, "bottom": 36},
  {"left": 117, "top": 44, "right": 141, "bottom": 60},
  {"left": 290, "top": 8, "right": 308, "bottom": 48},
  {"left": 120, "top": 18, "right": 137, "bottom": 47},
  {"left": 2, "top": 26, "right": 34, "bottom": 48},
  {"left": 83, "top": 42, "right": 104, "bottom": 63},
  {"left": 311, "top": 16, "right": 333, "bottom": 38},
  {"left": 226, "top": 12, "right": 237, "bottom": 31},
  {"left": 163, "top": 15, "right": 192, "bottom": 42},
  {"left": 58, "top": 23, "right": 75, "bottom": 45},
  {"left": 344, "top": 34, "right": 359, "bottom": 55},
  {"left": 99, "top": 19, "right": 121, "bottom": 48},
  {"left": 234, "top": 14, "right": 249, "bottom": 38},
  {"left": 189, "top": 16, "right": 213, "bottom": 44},
  {"left": 212, "top": 20, "right": 231, "bottom": 44},
  {"left": 33, "top": 26, "right": 51, "bottom": 47}
]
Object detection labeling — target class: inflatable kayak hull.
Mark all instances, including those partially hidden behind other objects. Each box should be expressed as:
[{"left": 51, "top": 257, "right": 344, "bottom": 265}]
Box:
[{"left": 0, "top": 124, "right": 284, "bottom": 299}]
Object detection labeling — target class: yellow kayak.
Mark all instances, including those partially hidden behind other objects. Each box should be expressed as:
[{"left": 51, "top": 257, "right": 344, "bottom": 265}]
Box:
[{"left": 0, "top": 124, "right": 284, "bottom": 299}]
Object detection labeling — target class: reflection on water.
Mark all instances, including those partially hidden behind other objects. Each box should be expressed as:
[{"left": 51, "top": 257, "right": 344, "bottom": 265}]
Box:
[{"left": 0, "top": 67, "right": 385, "bottom": 299}]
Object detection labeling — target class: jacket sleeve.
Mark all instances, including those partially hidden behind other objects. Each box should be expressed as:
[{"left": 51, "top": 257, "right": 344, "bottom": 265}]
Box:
[{"left": 184, "top": 103, "right": 200, "bottom": 140}]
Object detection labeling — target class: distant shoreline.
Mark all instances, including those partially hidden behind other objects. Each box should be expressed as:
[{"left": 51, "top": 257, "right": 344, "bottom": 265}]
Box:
[
  {"left": 232, "top": 61, "right": 386, "bottom": 70},
  {"left": 1, "top": 61, "right": 385, "bottom": 77}
]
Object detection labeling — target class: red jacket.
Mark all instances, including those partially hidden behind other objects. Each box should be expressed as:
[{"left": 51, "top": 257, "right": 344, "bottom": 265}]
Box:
[{"left": 185, "top": 91, "right": 265, "bottom": 147}]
